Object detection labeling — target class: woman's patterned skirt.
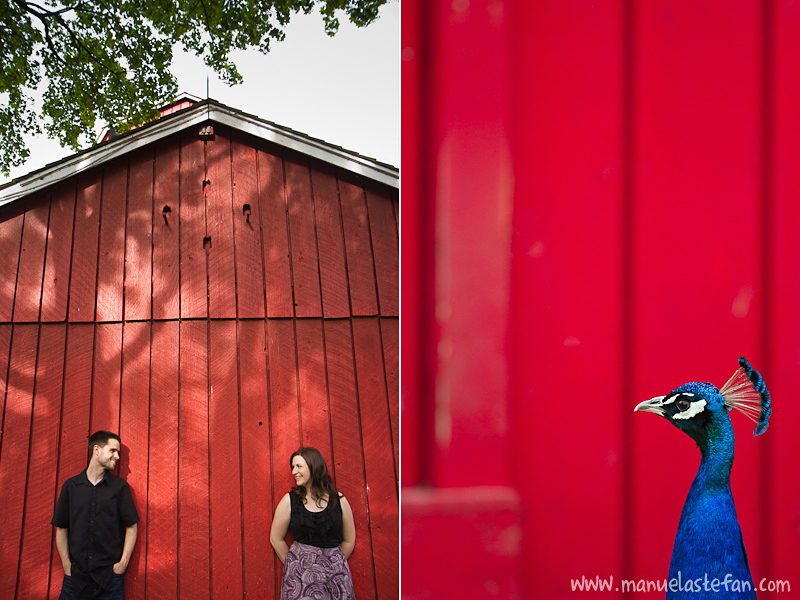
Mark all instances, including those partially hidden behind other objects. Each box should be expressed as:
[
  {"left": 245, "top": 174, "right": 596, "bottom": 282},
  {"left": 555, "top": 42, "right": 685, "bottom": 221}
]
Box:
[{"left": 281, "top": 541, "right": 356, "bottom": 600}]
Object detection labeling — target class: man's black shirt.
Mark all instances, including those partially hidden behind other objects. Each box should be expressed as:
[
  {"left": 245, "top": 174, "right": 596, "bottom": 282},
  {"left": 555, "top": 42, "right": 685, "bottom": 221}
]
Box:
[{"left": 51, "top": 470, "right": 139, "bottom": 592}]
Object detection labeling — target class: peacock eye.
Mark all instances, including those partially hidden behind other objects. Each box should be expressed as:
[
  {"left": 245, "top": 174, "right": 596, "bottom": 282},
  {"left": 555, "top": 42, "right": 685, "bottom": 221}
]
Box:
[{"left": 676, "top": 398, "right": 691, "bottom": 412}]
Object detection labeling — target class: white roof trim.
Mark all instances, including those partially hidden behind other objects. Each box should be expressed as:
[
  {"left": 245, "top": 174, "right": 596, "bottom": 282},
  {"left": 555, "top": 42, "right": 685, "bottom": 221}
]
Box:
[{"left": 0, "top": 101, "right": 398, "bottom": 208}]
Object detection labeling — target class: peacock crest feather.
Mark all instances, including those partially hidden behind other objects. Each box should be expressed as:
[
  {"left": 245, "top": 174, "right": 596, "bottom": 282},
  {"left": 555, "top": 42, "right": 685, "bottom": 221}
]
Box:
[{"left": 719, "top": 356, "right": 772, "bottom": 436}]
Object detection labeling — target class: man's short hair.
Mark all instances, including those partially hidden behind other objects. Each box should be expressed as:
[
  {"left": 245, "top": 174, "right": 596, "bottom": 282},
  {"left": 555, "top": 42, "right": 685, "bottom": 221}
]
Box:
[{"left": 87, "top": 430, "right": 121, "bottom": 464}]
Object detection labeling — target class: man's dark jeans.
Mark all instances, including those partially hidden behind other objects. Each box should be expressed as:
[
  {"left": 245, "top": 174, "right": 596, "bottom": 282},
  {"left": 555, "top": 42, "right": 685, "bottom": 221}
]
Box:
[{"left": 59, "top": 573, "right": 124, "bottom": 600}]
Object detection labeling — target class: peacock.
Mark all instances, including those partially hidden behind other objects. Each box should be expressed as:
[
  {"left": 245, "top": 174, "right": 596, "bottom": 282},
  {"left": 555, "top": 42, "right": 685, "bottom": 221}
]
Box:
[{"left": 635, "top": 357, "right": 771, "bottom": 599}]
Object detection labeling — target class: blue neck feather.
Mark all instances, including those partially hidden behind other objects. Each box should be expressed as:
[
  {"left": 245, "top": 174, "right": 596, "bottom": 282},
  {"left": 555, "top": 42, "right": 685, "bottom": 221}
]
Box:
[
  {"left": 692, "top": 413, "right": 734, "bottom": 490},
  {"left": 667, "top": 412, "right": 756, "bottom": 599}
]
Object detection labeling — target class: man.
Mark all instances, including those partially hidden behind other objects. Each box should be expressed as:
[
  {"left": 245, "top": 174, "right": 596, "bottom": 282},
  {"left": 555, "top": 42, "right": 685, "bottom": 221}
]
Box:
[{"left": 51, "top": 431, "right": 140, "bottom": 599}]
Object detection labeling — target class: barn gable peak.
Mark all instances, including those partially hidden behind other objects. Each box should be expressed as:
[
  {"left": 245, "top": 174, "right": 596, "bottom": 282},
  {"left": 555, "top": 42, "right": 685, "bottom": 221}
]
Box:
[
  {"left": 0, "top": 98, "right": 398, "bottom": 209},
  {"left": 97, "top": 92, "right": 203, "bottom": 143}
]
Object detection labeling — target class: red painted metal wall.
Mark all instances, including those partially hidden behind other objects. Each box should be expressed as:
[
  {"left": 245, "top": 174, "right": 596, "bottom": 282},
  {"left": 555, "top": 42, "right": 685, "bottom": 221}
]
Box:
[
  {"left": 403, "top": 1, "right": 800, "bottom": 598},
  {"left": 0, "top": 125, "right": 398, "bottom": 599}
]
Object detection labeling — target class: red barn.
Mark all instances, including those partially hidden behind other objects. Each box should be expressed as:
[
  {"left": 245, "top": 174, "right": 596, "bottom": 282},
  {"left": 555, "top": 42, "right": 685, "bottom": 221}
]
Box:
[{"left": 0, "top": 98, "right": 398, "bottom": 600}]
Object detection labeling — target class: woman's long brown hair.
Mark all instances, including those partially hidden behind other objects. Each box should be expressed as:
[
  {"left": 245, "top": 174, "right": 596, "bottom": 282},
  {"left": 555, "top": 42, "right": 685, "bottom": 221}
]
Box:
[{"left": 290, "top": 447, "right": 339, "bottom": 508}]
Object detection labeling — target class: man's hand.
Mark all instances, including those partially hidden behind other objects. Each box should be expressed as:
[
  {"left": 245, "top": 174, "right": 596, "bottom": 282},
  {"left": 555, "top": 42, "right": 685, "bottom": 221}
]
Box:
[
  {"left": 55, "top": 528, "right": 71, "bottom": 576},
  {"left": 114, "top": 523, "right": 138, "bottom": 575}
]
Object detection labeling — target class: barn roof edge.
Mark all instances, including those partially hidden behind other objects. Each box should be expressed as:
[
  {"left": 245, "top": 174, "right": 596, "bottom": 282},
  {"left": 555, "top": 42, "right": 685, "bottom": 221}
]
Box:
[{"left": 0, "top": 99, "right": 398, "bottom": 208}]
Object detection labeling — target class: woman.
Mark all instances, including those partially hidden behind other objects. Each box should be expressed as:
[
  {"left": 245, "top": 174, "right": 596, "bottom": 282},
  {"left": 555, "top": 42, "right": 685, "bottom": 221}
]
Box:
[{"left": 270, "top": 447, "right": 357, "bottom": 600}]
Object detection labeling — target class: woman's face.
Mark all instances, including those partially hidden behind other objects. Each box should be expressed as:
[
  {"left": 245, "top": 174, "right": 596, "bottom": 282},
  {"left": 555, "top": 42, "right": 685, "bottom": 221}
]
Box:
[{"left": 291, "top": 455, "right": 311, "bottom": 488}]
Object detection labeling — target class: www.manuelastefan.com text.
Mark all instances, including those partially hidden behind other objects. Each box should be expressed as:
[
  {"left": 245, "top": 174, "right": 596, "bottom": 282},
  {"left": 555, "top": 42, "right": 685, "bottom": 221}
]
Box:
[{"left": 570, "top": 573, "right": 790, "bottom": 594}]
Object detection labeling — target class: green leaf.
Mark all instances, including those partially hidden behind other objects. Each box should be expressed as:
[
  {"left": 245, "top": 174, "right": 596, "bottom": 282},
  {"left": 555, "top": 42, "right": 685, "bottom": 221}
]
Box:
[{"left": 0, "top": 0, "right": 388, "bottom": 172}]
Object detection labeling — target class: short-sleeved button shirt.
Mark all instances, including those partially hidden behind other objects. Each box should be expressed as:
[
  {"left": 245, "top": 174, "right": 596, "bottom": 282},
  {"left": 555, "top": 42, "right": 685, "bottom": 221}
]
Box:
[{"left": 51, "top": 470, "right": 139, "bottom": 593}]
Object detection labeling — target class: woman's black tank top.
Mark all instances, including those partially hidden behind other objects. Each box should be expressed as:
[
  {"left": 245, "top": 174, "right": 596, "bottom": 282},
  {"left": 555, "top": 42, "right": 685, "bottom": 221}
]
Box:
[{"left": 289, "top": 491, "right": 344, "bottom": 548}]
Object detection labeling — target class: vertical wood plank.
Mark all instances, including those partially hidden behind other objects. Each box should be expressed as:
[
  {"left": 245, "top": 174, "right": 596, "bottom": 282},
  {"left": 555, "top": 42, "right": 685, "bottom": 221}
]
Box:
[
  {"left": 285, "top": 151, "right": 322, "bottom": 317},
  {"left": 258, "top": 144, "right": 293, "bottom": 318},
  {"left": 124, "top": 150, "right": 154, "bottom": 321},
  {"left": 49, "top": 324, "right": 94, "bottom": 597},
  {"left": 178, "top": 320, "right": 210, "bottom": 600},
  {"left": 148, "top": 320, "right": 179, "bottom": 599},
  {"left": 239, "top": 319, "right": 274, "bottom": 599},
  {"left": 0, "top": 324, "right": 38, "bottom": 599},
  {"left": 119, "top": 321, "right": 151, "bottom": 598},
  {"left": 296, "top": 319, "right": 332, "bottom": 461},
  {"left": 631, "top": 1, "right": 763, "bottom": 583},
  {"left": 324, "top": 319, "right": 376, "bottom": 600},
  {"left": 91, "top": 323, "right": 122, "bottom": 433},
  {"left": 399, "top": 1, "right": 421, "bottom": 492},
  {"left": 17, "top": 324, "right": 66, "bottom": 600},
  {"left": 207, "top": 128, "right": 237, "bottom": 319},
  {"left": 0, "top": 324, "right": 12, "bottom": 452},
  {"left": 352, "top": 317, "right": 397, "bottom": 600},
  {"left": 311, "top": 161, "right": 349, "bottom": 318},
  {"left": 267, "top": 318, "right": 300, "bottom": 596},
  {"left": 232, "top": 132, "right": 266, "bottom": 319},
  {"left": 339, "top": 173, "right": 378, "bottom": 317},
  {"left": 769, "top": 0, "right": 800, "bottom": 587},
  {"left": 381, "top": 318, "right": 399, "bottom": 473},
  {"left": 41, "top": 181, "right": 76, "bottom": 322},
  {"left": 268, "top": 319, "right": 301, "bottom": 480},
  {"left": 208, "top": 319, "right": 243, "bottom": 597},
  {"left": 412, "top": 0, "right": 513, "bottom": 500},
  {"left": 0, "top": 331, "right": 16, "bottom": 591},
  {"left": 152, "top": 138, "right": 181, "bottom": 320},
  {"left": 0, "top": 204, "right": 25, "bottom": 322},
  {"left": 180, "top": 136, "right": 208, "bottom": 319},
  {"left": 366, "top": 182, "right": 399, "bottom": 316},
  {"left": 13, "top": 193, "right": 50, "bottom": 322},
  {"left": 96, "top": 159, "right": 128, "bottom": 322},
  {"left": 509, "top": 2, "right": 625, "bottom": 597},
  {"left": 69, "top": 172, "right": 102, "bottom": 322}
]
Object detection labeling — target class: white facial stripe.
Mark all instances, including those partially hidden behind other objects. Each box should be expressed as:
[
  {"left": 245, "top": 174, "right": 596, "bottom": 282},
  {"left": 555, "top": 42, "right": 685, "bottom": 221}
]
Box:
[
  {"left": 672, "top": 398, "right": 707, "bottom": 420},
  {"left": 661, "top": 392, "right": 695, "bottom": 406}
]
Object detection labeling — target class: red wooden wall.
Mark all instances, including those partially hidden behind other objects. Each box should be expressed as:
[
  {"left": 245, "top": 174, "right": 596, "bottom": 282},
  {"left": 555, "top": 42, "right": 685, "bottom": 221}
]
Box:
[
  {"left": 403, "top": 0, "right": 800, "bottom": 598},
  {"left": 0, "top": 124, "right": 398, "bottom": 599}
]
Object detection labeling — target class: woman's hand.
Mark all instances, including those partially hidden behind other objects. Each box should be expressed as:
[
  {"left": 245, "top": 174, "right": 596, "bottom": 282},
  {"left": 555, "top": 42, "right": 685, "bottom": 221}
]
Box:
[{"left": 270, "top": 493, "right": 292, "bottom": 563}]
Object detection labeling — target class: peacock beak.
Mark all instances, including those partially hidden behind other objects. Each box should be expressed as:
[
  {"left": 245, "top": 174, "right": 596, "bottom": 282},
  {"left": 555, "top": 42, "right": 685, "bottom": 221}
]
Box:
[{"left": 634, "top": 396, "right": 667, "bottom": 416}]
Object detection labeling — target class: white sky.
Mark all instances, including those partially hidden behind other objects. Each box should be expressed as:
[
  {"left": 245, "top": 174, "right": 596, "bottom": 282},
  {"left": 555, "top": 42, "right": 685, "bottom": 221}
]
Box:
[{"left": 0, "top": 1, "right": 398, "bottom": 185}]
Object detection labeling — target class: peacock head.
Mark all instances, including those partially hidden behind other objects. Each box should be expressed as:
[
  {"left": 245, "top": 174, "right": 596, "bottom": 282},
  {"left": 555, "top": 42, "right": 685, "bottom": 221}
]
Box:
[{"left": 634, "top": 357, "right": 772, "bottom": 439}]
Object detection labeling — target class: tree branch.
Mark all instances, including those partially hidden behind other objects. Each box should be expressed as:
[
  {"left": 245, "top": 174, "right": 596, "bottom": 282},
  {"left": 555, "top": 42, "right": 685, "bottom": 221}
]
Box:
[
  {"left": 13, "top": 0, "right": 126, "bottom": 81},
  {"left": 12, "top": 0, "right": 68, "bottom": 66},
  {"left": 17, "top": 0, "right": 78, "bottom": 18}
]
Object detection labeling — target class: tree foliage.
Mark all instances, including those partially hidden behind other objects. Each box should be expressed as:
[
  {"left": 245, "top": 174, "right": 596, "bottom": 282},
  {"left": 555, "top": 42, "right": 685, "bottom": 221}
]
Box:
[{"left": 0, "top": 0, "right": 387, "bottom": 175}]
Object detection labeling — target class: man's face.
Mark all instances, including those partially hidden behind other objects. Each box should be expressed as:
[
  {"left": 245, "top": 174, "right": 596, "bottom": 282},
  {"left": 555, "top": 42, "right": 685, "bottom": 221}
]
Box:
[{"left": 95, "top": 439, "right": 121, "bottom": 471}]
